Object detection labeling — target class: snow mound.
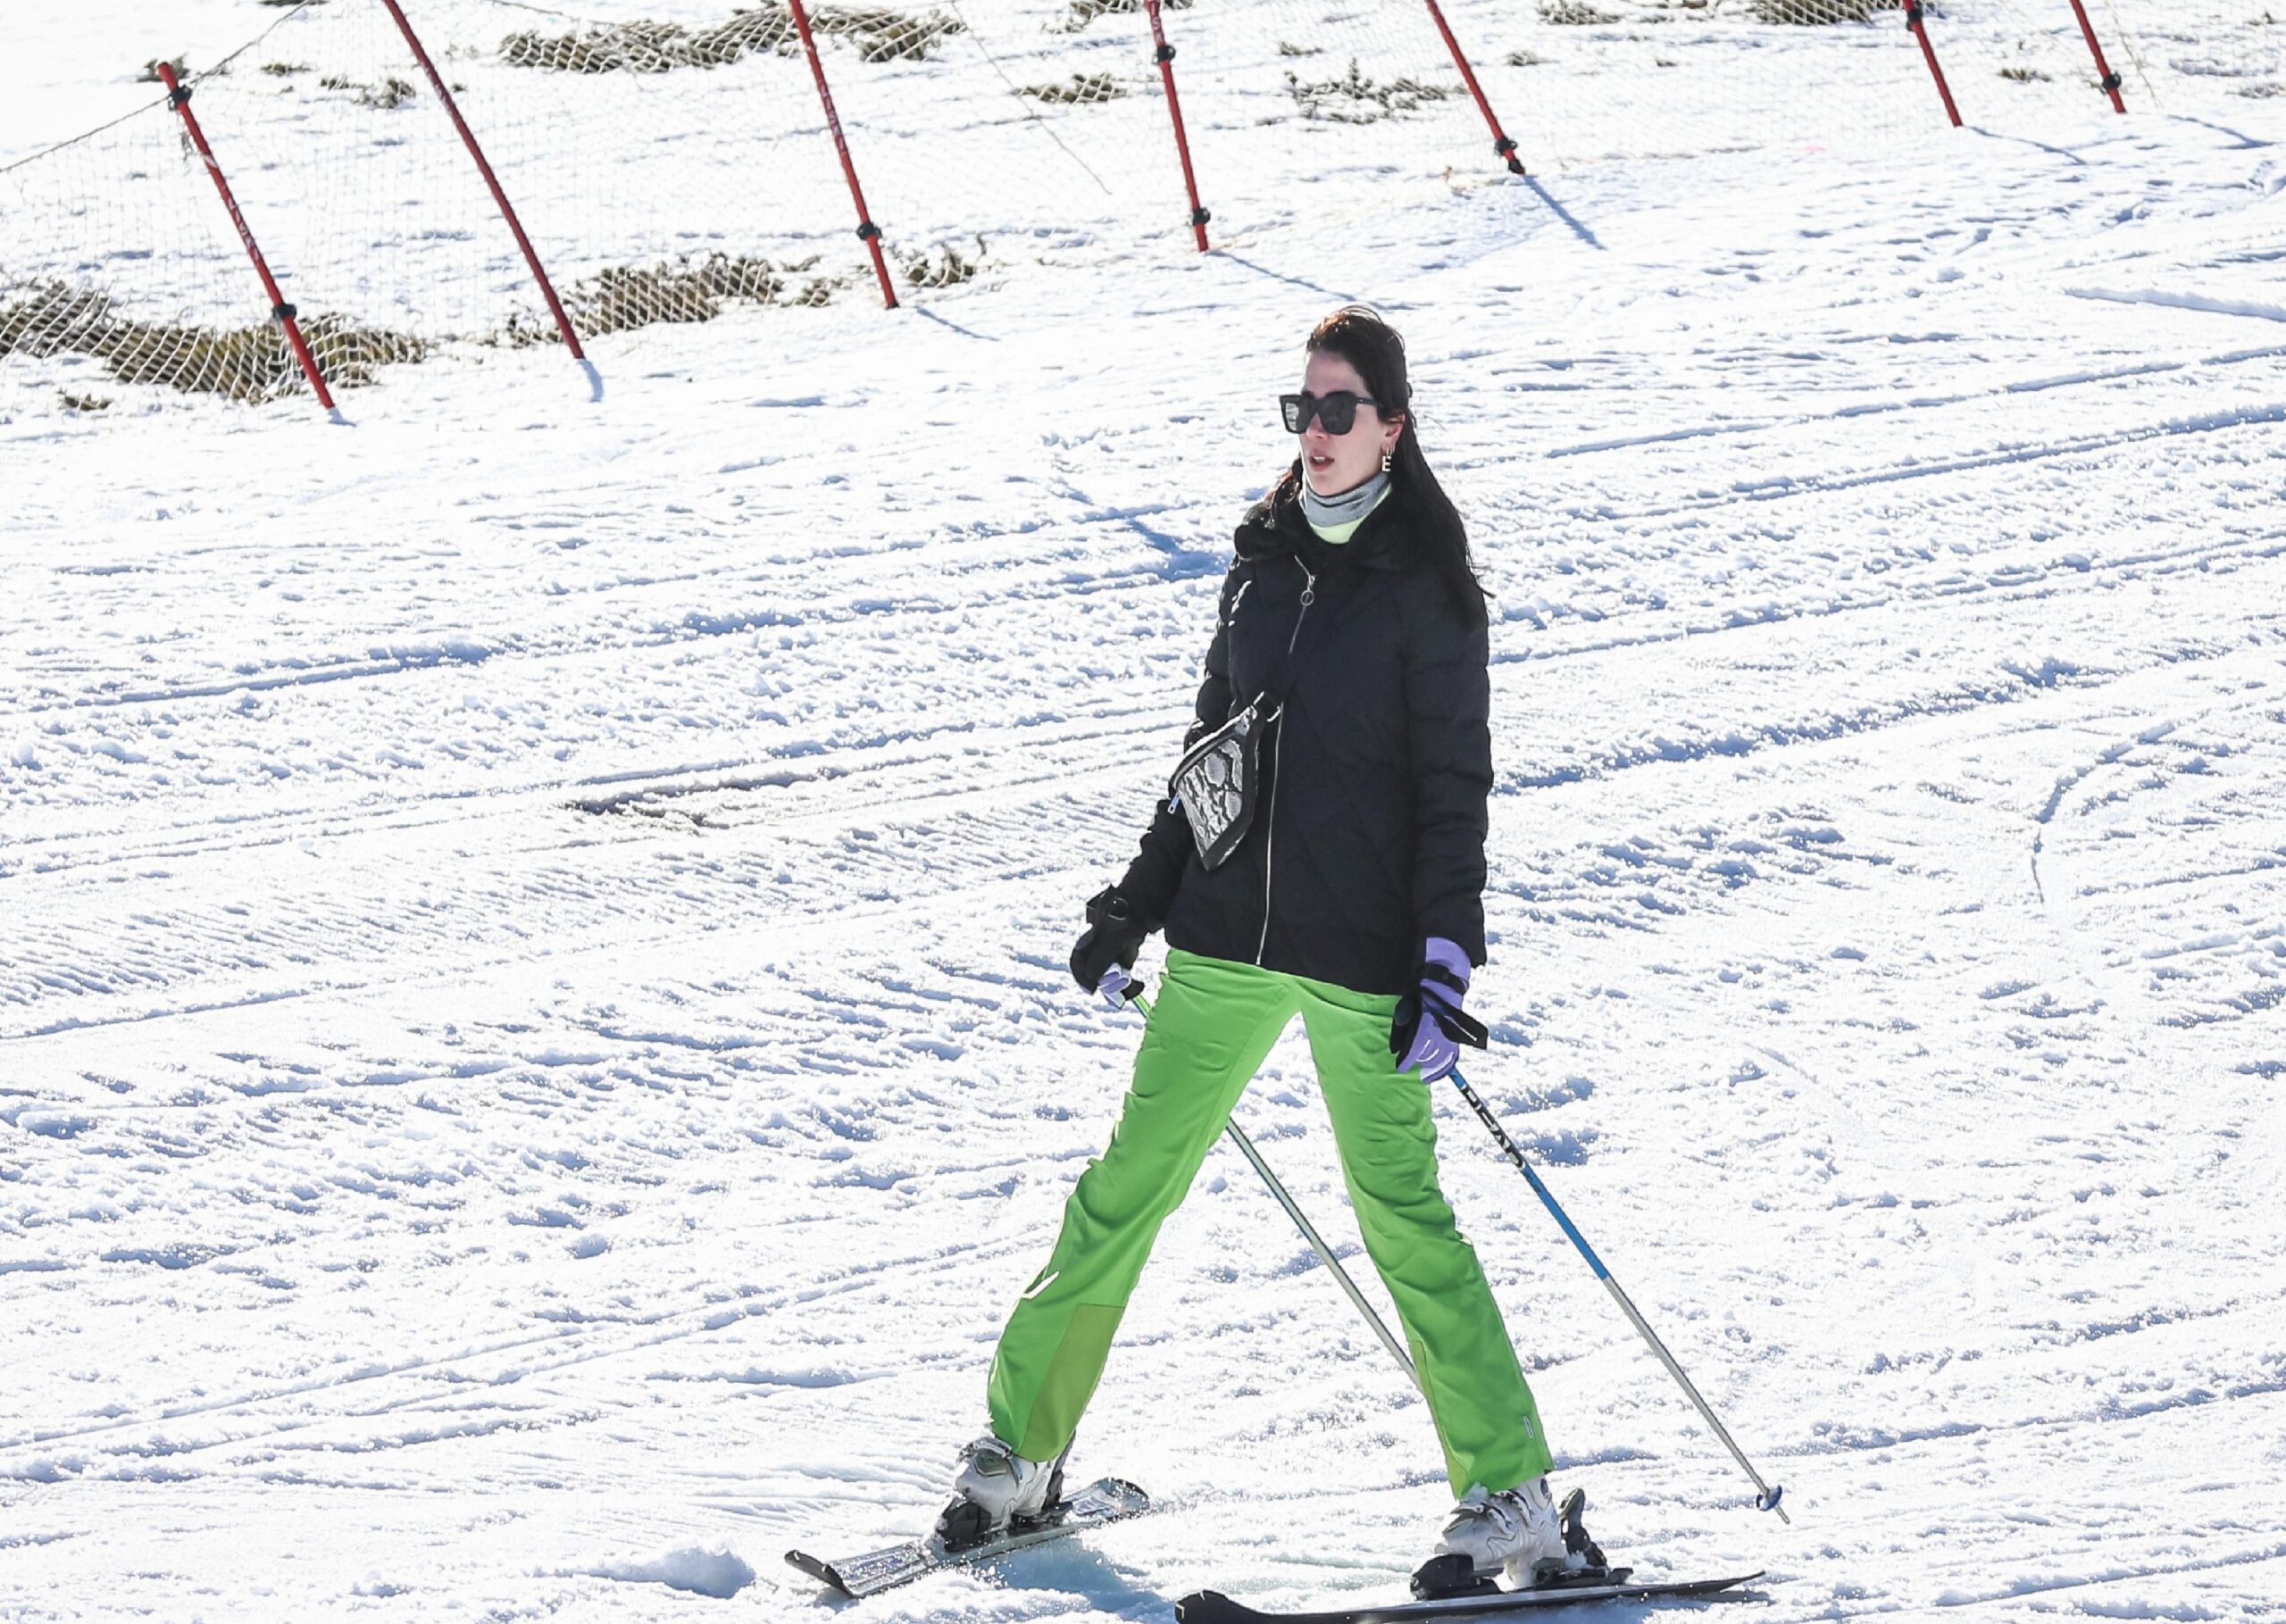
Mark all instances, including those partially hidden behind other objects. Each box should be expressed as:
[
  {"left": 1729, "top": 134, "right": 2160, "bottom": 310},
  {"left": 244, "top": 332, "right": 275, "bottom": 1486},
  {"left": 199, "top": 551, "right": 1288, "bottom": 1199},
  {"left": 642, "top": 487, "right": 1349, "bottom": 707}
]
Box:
[{"left": 585, "top": 1545, "right": 757, "bottom": 1599}]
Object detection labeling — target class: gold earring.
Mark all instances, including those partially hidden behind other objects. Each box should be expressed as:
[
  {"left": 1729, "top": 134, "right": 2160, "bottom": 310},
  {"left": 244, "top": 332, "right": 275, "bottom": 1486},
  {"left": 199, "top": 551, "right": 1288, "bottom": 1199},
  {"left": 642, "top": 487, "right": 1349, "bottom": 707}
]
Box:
[{"left": 1381, "top": 448, "right": 1393, "bottom": 474}]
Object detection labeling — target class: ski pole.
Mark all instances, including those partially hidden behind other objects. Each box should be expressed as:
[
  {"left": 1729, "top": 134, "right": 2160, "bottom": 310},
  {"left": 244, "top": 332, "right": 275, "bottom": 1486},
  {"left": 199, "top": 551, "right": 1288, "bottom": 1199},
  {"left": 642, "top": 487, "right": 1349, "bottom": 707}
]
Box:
[
  {"left": 1447, "top": 1064, "right": 1790, "bottom": 1523},
  {"left": 1129, "top": 992, "right": 1421, "bottom": 1395}
]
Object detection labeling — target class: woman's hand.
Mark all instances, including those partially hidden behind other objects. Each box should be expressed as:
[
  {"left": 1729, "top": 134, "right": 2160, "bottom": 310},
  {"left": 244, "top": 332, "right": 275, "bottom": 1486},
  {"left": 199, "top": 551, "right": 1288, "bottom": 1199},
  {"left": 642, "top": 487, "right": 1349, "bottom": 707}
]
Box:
[
  {"left": 1071, "top": 886, "right": 1148, "bottom": 1011},
  {"left": 1391, "top": 937, "right": 1488, "bottom": 1081}
]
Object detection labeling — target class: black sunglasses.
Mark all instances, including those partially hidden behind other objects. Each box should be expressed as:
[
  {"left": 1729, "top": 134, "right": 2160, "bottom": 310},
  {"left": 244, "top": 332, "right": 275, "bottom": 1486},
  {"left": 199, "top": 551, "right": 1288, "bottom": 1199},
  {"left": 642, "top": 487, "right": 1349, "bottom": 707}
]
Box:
[{"left": 1281, "top": 390, "right": 1383, "bottom": 436}]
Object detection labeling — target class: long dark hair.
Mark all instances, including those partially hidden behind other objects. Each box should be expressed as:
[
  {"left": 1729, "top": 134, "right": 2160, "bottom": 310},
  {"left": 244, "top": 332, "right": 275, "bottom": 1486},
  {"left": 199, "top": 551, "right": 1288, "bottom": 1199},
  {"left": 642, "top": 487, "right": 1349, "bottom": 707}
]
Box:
[{"left": 1278, "top": 304, "right": 1486, "bottom": 630}]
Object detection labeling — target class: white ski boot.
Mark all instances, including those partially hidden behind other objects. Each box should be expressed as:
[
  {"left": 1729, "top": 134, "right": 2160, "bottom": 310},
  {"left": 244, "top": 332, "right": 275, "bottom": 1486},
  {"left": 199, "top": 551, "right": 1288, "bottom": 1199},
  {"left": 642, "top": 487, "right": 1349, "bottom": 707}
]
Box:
[
  {"left": 1430, "top": 1477, "right": 1571, "bottom": 1589},
  {"left": 936, "top": 1436, "right": 1064, "bottom": 1551}
]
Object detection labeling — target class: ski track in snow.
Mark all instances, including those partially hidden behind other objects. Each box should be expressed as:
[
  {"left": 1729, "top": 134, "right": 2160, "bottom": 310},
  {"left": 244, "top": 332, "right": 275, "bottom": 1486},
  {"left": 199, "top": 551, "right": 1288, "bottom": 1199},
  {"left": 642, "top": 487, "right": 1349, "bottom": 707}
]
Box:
[{"left": 2, "top": 85, "right": 2284, "bottom": 1624}]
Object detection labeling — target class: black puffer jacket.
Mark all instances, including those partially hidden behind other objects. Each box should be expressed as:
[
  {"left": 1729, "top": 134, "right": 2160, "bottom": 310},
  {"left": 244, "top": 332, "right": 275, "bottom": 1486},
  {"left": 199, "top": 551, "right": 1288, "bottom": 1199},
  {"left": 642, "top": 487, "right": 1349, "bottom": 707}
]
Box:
[{"left": 1119, "top": 471, "right": 1491, "bottom": 996}]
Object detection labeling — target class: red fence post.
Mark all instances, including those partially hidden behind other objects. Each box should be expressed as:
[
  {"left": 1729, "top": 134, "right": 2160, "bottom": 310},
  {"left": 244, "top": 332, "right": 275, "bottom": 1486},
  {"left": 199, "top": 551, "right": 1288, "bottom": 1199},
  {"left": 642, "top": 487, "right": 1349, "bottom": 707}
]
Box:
[
  {"left": 2064, "top": 0, "right": 2128, "bottom": 112},
  {"left": 380, "top": 0, "right": 588, "bottom": 358},
  {"left": 1902, "top": 0, "right": 1963, "bottom": 129},
  {"left": 1422, "top": 0, "right": 1525, "bottom": 176},
  {"left": 787, "top": 0, "right": 898, "bottom": 309},
  {"left": 1143, "top": 0, "right": 1211, "bottom": 253},
  {"left": 155, "top": 62, "right": 338, "bottom": 412}
]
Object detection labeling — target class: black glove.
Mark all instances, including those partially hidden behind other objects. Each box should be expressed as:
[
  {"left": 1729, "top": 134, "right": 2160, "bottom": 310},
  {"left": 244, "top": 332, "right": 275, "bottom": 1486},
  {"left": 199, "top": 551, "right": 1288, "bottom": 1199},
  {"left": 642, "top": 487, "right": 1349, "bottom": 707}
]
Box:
[{"left": 1070, "top": 885, "right": 1148, "bottom": 996}]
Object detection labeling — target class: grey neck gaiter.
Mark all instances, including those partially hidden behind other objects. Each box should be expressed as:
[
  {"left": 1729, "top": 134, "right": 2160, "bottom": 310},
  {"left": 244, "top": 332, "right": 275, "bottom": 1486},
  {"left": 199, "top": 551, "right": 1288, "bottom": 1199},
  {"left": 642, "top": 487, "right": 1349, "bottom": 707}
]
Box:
[{"left": 1298, "top": 467, "right": 1389, "bottom": 535}]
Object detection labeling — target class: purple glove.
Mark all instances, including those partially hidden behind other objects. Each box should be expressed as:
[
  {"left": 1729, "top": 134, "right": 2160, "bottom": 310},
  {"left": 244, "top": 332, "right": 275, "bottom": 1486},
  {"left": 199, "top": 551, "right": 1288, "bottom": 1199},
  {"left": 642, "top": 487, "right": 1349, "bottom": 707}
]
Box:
[
  {"left": 1097, "top": 964, "right": 1141, "bottom": 1012},
  {"left": 1394, "top": 937, "right": 1473, "bottom": 1082}
]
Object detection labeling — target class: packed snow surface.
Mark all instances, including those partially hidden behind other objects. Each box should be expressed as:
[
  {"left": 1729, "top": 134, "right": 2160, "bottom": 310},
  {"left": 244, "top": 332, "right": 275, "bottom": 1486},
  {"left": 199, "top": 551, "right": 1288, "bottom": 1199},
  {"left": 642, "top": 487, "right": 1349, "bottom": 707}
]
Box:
[{"left": 3, "top": 7, "right": 2284, "bottom": 1621}]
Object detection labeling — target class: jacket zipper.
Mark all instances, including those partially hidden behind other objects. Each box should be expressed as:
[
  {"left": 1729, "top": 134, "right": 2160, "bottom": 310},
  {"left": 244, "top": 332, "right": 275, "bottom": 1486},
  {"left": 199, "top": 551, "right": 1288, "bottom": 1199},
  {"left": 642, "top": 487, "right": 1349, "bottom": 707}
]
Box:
[{"left": 1256, "top": 560, "right": 1315, "bottom": 965}]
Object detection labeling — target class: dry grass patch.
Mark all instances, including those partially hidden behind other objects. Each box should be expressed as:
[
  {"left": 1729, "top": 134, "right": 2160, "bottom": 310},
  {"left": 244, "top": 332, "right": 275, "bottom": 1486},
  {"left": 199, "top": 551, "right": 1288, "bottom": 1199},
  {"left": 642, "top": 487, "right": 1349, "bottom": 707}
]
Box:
[
  {"left": 501, "top": 4, "right": 958, "bottom": 72},
  {"left": 900, "top": 239, "right": 985, "bottom": 287},
  {"left": 303, "top": 316, "right": 429, "bottom": 385},
  {"left": 1748, "top": 0, "right": 1882, "bottom": 22},
  {"left": 3, "top": 246, "right": 851, "bottom": 406},
  {"left": 1059, "top": 0, "right": 1193, "bottom": 32},
  {"left": 553, "top": 253, "right": 838, "bottom": 338},
  {"left": 1021, "top": 71, "right": 1125, "bottom": 103},
  {"left": 1285, "top": 59, "right": 1456, "bottom": 122},
  {"left": 0, "top": 281, "right": 423, "bottom": 402},
  {"left": 819, "top": 7, "right": 962, "bottom": 62},
  {"left": 321, "top": 73, "right": 419, "bottom": 108}
]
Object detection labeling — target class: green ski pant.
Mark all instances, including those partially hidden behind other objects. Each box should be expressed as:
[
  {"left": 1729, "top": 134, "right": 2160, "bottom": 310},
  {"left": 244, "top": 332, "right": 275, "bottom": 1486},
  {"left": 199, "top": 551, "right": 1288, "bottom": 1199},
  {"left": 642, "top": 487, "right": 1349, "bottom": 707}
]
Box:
[{"left": 986, "top": 947, "right": 1553, "bottom": 1498}]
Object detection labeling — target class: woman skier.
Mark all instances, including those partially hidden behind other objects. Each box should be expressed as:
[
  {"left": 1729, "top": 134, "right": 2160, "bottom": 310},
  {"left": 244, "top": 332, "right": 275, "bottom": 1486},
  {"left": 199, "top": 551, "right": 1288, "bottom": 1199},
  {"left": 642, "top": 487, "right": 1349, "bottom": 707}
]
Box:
[{"left": 945, "top": 306, "right": 1566, "bottom": 1587}]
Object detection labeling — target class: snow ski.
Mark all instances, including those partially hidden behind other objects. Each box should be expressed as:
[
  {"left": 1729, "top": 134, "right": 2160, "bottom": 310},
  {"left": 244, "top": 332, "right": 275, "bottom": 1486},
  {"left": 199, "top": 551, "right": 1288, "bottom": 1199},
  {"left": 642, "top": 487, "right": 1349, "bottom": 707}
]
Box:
[
  {"left": 1173, "top": 1570, "right": 1765, "bottom": 1623},
  {"left": 785, "top": 1477, "right": 1151, "bottom": 1599}
]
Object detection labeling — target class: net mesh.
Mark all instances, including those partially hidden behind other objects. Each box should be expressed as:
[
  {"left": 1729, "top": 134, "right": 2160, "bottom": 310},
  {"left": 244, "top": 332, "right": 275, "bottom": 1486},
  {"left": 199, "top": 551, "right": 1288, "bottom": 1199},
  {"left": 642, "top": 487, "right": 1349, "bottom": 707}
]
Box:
[
  {"left": 0, "top": 87, "right": 430, "bottom": 414},
  {"left": 2, "top": 0, "right": 2275, "bottom": 417},
  {"left": 196, "top": 0, "right": 864, "bottom": 346},
  {"left": 2105, "top": 2, "right": 2286, "bottom": 112},
  {"left": 1456, "top": 0, "right": 2185, "bottom": 171},
  {"left": 1161, "top": 0, "right": 1516, "bottom": 232}
]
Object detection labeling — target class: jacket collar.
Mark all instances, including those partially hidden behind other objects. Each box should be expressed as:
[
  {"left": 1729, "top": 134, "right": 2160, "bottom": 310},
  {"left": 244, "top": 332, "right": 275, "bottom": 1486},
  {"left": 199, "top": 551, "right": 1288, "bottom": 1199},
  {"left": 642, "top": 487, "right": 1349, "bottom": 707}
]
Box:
[{"left": 1233, "top": 463, "right": 1425, "bottom": 571}]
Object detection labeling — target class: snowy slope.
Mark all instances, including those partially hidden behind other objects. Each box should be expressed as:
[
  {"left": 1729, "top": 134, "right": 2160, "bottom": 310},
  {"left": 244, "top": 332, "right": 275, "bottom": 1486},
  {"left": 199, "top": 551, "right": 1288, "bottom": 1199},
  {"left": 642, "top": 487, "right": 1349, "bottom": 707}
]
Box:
[{"left": 4, "top": 7, "right": 2286, "bottom": 1622}]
